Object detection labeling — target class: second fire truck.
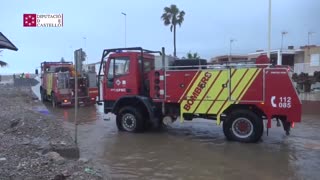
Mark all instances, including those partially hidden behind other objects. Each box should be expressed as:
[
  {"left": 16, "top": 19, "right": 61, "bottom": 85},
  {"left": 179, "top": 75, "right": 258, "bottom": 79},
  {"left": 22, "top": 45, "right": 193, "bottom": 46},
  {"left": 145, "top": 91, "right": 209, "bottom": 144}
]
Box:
[{"left": 39, "top": 61, "right": 98, "bottom": 107}]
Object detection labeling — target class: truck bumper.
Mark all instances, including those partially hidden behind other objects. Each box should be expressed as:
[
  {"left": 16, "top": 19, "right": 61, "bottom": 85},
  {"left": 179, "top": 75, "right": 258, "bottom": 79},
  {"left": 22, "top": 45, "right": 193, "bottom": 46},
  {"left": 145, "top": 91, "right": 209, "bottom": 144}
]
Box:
[{"left": 58, "top": 96, "right": 95, "bottom": 107}]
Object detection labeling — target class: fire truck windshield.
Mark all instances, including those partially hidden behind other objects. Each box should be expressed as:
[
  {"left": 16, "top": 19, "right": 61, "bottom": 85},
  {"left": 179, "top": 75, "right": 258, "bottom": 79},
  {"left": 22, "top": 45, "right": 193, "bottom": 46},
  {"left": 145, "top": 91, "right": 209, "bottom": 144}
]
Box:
[{"left": 108, "top": 57, "right": 130, "bottom": 79}]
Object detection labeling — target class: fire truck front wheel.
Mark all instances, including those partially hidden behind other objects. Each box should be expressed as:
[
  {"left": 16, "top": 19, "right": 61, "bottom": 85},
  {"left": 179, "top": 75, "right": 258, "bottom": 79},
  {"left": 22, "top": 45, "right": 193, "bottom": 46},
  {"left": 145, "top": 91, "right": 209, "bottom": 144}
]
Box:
[
  {"left": 223, "top": 110, "right": 263, "bottom": 143},
  {"left": 117, "top": 106, "right": 145, "bottom": 133}
]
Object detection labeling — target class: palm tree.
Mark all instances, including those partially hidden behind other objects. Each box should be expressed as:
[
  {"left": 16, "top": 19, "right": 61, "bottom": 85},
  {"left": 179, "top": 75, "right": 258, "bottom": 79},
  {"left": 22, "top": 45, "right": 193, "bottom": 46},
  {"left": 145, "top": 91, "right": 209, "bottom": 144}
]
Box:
[
  {"left": 0, "top": 50, "right": 7, "bottom": 67},
  {"left": 187, "top": 51, "right": 200, "bottom": 59},
  {"left": 161, "top": 4, "right": 185, "bottom": 57}
]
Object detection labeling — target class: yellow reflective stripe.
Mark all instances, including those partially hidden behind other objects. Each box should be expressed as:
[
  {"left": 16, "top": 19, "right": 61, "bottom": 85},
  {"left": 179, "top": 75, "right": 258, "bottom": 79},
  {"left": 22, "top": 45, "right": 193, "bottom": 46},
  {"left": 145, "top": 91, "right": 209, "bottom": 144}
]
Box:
[
  {"left": 47, "top": 74, "right": 53, "bottom": 95},
  {"left": 184, "top": 72, "right": 203, "bottom": 99},
  {"left": 178, "top": 71, "right": 200, "bottom": 103},
  {"left": 212, "top": 69, "right": 247, "bottom": 114},
  {"left": 185, "top": 71, "right": 219, "bottom": 113},
  {"left": 205, "top": 69, "right": 234, "bottom": 114},
  {"left": 236, "top": 69, "right": 261, "bottom": 103},
  {"left": 179, "top": 68, "right": 261, "bottom": 123},
  {"left": 231, "top": 69, "right": 256, "bottom": 102},
  {"left": 230, "top": 69, "right": 248, "bottom": 100},
  {"left": 180, "top": 71, "right": 202, "bottom": 122},
  {"left": 192, "top": 70, "right": 223, "bottom": 113},
  {"left": 216, "top": 68, "right": 260, "bottom": 125}
]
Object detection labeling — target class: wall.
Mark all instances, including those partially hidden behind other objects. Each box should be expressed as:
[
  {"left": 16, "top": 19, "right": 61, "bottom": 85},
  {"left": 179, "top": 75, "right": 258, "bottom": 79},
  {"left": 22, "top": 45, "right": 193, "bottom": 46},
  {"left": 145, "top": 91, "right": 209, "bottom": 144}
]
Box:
[
  {"left": 294, "top": 63, "right": 320, "bottom": 75},
  {"left": 294, "top": 51, "right": 304, "bottom": 64},
  {"left": 304, "top": 46, "right": 320, "bottom": 63}
]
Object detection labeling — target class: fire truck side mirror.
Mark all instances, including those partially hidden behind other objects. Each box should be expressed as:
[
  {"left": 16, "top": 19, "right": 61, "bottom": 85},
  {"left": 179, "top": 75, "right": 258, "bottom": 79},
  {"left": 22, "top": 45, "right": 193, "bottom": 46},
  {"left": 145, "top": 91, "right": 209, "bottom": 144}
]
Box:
[{"left": 35, "top": 69, "right": 39, "bottom": 75}]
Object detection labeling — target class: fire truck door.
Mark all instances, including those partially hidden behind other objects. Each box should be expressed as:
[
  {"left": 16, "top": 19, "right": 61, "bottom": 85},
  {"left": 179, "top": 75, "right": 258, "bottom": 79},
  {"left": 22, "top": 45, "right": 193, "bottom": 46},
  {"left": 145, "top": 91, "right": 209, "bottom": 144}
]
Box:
[{"left": 105, "top": 57, "right": 134, "bottom": 101}]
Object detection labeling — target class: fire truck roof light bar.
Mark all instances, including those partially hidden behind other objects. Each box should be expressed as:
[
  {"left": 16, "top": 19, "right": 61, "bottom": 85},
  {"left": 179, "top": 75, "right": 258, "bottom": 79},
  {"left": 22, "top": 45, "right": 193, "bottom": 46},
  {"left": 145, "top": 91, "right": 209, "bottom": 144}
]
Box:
[
  {"left": 41, "top": 62, "right": 73, "bottom": 65},
  {"left": 164, "top": 64, "right": 272, "bottom": 69},
  {"left": 101, "top": 47, "right": 162, "bottom": 56}
]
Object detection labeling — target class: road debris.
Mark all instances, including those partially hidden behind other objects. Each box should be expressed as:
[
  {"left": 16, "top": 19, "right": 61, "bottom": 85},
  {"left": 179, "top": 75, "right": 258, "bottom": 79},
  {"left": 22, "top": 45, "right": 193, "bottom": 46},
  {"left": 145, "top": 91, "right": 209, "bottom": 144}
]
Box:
[{"left": 0, "top": 84, "right": 106, "bottom": 180}]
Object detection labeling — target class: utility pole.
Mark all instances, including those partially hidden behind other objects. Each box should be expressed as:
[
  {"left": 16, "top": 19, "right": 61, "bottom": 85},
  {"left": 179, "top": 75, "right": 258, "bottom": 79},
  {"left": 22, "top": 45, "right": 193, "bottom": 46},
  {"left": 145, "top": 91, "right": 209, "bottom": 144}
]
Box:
[
  {"left": 83, "top": 37, "right": 87, "bottom": 69},
  {"left": 74, "top": 49, "right": 82, "bottom": 144},
  {"left": 83, "top": 37, "right": 86, "bottom": 54},
  {"left": 229, "top": 39, "right": 236, "bottom": 62},
  {"left": 280, "top": 31, "right": 288, "bottom": 65},
  {"left": 308, "top": 32, "right": 315, "bottom": 47},
  {"left": 121, "top": 12, "right": 127, "bottom": 47},
  {"left": 308, "top": 32, "right": 315, "bottom": 57},
  {"left": 281, "top": 31, "right": 288, "bottom": 52},
  {"left": 267, "top": 0, "right": 272, "bottom": 59},
  {"left": 69, "top": 46, "right": 73, "bottom": 61}
]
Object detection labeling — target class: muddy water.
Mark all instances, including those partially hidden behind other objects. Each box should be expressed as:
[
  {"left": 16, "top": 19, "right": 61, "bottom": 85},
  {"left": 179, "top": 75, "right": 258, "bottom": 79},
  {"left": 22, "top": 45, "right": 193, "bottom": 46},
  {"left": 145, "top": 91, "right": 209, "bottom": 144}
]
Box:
[{"left": 32, "top": 85, "right": 320, "bottom": 180}]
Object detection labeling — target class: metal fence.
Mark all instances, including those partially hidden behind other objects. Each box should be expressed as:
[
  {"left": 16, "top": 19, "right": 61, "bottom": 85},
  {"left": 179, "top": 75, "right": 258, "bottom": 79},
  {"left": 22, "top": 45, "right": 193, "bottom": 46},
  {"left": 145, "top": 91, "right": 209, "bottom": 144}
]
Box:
[{"left": 294, "top": 63, "right": 320, "bottom": 75}]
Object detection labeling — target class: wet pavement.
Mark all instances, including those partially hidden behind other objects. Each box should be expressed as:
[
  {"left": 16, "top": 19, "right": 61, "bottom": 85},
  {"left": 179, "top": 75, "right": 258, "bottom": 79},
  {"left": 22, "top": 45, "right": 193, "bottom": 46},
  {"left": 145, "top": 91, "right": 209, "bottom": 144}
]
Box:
[{"left": 31, "top": 85, "right": 320, "bottom": 180}]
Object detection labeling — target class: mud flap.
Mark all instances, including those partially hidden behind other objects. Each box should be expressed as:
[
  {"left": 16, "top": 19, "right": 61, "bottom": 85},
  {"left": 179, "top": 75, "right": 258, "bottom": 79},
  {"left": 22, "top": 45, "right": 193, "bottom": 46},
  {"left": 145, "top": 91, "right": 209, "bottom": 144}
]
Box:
[
  {"left": 216, "top": 113, "right": 222, "bottom": 125},
  {"left": 280, "top": 119, "right": 291, "bottom": 135},
  {"left": 267, "top": 117, "right": 272, "bottom": 136},
  {"left": 180, "top": 105, "right": 184, "bottom": 123}
]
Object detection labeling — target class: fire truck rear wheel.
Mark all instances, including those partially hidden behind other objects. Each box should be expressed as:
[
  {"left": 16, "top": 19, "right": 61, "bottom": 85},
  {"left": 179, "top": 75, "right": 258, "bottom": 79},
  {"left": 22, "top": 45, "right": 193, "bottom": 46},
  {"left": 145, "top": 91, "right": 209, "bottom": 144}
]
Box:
[
  {"left": 223, "top": 109, "right": 263, "bottom": 143},
  {"left": 117, "top": 106, "right": 145, "bottom": 133}
]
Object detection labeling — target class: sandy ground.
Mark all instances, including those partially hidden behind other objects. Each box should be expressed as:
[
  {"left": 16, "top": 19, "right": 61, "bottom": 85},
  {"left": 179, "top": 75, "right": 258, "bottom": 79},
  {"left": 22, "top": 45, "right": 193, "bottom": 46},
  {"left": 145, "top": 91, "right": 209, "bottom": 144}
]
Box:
[{"left": 0, "top": 84, "right": 106, "bottom": 180}]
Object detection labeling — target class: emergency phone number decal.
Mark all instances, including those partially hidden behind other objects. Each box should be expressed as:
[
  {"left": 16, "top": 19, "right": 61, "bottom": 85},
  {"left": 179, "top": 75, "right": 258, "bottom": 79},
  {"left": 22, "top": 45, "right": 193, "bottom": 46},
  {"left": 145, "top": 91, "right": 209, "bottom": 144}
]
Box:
[{"left": 271, "top": 96, "right": 292, "bottom": 108}]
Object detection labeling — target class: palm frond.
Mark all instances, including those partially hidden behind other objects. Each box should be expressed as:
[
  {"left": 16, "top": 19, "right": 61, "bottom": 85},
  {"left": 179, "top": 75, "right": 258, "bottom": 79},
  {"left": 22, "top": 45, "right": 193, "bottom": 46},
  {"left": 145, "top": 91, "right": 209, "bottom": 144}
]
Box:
[
  {"left": 161, "top": 4, "right": 185, "bottom": 27},
  {"left": 164, "top": 7, "right": 172, "bottom": 13},
  {"left": 170, "top": 4, "right": 179, "bottom": 14},
  {"left": 186, "top": 51, "right": 200, "bottom": 59},
  {"left": 163, "top": 18, "right": 171, "bottom": 25},
  {"left": 0, "top": 51, "right": 7, "bottom": 67},
  {"left": 177, "top": 11, "right": 185, "bottom": 26},
  {"left": 0, "top": 60, "right": 8, "bottom": 67},
  {"left": 187, "top": 51, "right": 192, "bottom": 59},
  {"left": 161, "top": 13, "right": 171, "bottom": 26}
]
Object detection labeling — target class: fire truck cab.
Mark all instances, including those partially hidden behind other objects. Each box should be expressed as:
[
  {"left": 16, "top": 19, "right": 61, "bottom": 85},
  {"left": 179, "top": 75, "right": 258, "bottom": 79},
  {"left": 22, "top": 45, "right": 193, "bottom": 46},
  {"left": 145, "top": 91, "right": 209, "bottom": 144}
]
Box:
[{"left": 97, "top": 47, "right": 302, "bottom": 143}]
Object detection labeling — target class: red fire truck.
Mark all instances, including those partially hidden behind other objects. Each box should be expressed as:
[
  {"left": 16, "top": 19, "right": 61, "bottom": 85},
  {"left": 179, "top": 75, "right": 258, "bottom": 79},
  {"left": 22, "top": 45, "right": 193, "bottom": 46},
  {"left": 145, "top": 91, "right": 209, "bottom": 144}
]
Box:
[
  {"left": 96, "top": 47, "right": 302, "bottom": 143},
  {"left": 39, "top": 61, "right": 98, "bottom": 107}
]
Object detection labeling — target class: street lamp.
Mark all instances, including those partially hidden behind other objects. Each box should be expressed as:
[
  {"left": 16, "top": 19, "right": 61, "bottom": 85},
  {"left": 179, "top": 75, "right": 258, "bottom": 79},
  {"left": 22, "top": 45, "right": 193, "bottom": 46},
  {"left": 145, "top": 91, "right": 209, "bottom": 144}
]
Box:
[
  {"left": 83, "top": 37, "right": 86, "bottom": 50},
  {"left": 229, "top": 38, "right": 236, "bottom": 61},
  {"left": 281, "top": 31, "right": 288, "bottom": 51},
  {"left": 308, "top": 32, "right": 315, "bottom": 57},
  {"left": 267, "top": 0, "right": 272, "bottom": 59},
  {"left": 308, "top": 32, "right": 315, "bottom": 47},
  {"left": 82, "top": 37, "right": 87, "bottom": 69},
  {"left": 83, "top": 37, "right": 86, "bottom": 59},
  {"left": 121, "top": 12, "right": 127, "bottom": 47},
  {"left": 69, "top": 45, "right": 73, "bottom": 61}
]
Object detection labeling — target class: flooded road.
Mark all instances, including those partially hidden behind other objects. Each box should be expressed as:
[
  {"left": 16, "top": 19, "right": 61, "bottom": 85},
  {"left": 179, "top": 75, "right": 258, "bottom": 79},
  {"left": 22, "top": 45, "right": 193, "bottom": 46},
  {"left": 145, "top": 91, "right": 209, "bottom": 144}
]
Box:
[{"left": 32, "top": 85, "right": 320, "bottom": 180}]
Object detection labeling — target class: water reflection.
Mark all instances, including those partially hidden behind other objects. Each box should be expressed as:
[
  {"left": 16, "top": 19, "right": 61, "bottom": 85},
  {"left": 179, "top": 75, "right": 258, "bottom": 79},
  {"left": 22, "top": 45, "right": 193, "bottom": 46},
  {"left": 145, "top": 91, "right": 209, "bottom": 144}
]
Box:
[{"left": 31, "top": 84, "right": 320, "bottom": 180}]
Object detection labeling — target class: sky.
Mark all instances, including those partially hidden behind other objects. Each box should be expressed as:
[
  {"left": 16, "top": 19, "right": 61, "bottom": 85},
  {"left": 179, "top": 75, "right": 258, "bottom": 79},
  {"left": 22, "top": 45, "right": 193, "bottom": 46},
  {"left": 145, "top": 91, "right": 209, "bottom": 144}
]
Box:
[{"left": 0, "top": 0, "right": 319, "bottom": 74}]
